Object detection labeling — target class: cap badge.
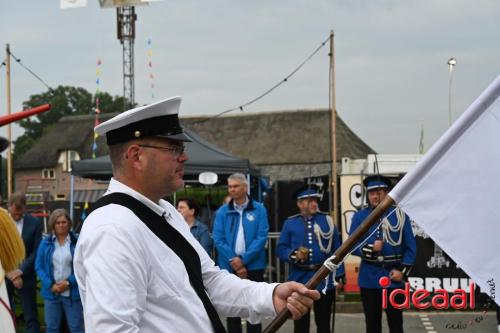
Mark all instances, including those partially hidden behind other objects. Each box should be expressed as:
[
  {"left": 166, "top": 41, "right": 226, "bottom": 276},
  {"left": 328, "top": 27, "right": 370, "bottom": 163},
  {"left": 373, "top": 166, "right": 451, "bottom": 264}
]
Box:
[{"left": 134, "top": 130, "right": 141, "bottom": 138}]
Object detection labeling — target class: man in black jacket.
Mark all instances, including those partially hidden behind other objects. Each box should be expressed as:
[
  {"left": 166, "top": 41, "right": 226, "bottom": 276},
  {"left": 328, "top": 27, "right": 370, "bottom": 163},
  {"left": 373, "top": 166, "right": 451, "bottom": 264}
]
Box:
[{"left": 6, "top": 191, "right": 42, "bottom": 333}]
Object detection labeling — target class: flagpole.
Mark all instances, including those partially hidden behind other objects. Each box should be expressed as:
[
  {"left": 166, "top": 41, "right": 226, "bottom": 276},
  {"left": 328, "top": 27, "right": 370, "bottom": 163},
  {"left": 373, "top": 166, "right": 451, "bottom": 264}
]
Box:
[
  {"left": 328, "top": 29, "right": 338, "bottom": 333},
  {"left": 329, "top": 30, "right": 337, "bottom": 225},
  {"left": 263, "top": 195, "right": 395, "bottom": 333},
  {"left": 447, "top": 58, "right": 456, "bottom": 126},
  {"left": 6, "top": 44, "right": 12, "bottom": 198},
  {"left": 70, "top": 174, "right": 75, "bottom": 221}
]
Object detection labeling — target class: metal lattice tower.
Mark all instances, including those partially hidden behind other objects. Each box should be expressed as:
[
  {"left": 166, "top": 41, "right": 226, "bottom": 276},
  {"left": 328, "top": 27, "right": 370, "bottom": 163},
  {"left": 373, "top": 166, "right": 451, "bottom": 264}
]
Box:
[{"left": 117, "top": 6, "right": 136, "bottom": 107}]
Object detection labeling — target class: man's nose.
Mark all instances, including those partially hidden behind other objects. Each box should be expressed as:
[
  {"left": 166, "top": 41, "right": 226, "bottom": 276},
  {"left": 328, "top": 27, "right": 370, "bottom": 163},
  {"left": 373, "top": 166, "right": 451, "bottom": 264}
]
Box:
[{"left": 178, "top": 151, "right": 189, "bottom": 162}]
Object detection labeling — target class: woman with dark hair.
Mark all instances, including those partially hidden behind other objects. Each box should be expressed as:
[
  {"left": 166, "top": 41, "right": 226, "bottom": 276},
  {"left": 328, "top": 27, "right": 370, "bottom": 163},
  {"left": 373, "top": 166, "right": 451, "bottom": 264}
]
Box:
[
  {"left": 35, "top": 209, "right": 83, "bottom": 333},
  {"left": 177, "top": 198, "right": 213, "bottom": 255}
]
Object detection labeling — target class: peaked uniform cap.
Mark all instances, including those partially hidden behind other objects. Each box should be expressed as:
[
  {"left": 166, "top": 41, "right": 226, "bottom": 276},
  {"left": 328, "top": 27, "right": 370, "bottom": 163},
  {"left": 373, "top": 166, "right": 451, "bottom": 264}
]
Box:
[
  {"left": 363, "top": 175, "right": 391, "bottom": 191},
  {"left": 95, "top": 96, "right": 191, "bottom": 145},
  {"left": 294, "top": 184, "right": 321, "bottom": 200}
]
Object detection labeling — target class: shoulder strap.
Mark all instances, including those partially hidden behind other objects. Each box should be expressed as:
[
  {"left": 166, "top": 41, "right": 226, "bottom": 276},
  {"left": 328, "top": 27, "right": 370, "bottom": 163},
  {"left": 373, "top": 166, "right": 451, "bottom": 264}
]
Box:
[{"left": 91, "top": 193, "right": 226, "bottom": 333}]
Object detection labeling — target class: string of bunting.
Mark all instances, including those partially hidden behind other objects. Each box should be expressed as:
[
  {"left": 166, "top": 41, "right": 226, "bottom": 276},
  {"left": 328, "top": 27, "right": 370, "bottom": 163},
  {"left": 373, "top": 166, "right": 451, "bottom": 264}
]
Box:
[
  {"left": 192, "top": 34, "right": 330, "bottom": 125},
  {"left": 147, "top": 38, "right": 155, "bottom": 100},
  {"left": 93, "top": 59, "right": 102, "bottom": 159},
  {"left": 81, "top": 58, "right": 102, "bottom": 223}
]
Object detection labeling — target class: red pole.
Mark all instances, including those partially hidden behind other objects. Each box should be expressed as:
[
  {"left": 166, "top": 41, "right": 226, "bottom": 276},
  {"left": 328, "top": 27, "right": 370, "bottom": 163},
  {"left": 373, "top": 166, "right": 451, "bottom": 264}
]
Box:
[{"left": 0, "top": 104, "right": 51, "bottom": 126}]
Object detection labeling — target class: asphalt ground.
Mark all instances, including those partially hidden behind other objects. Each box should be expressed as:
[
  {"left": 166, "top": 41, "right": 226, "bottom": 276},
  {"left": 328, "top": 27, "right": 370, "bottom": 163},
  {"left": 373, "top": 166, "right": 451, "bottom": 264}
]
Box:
[{"left": 230, "top": 310, "right": 499, "bottom": 332}]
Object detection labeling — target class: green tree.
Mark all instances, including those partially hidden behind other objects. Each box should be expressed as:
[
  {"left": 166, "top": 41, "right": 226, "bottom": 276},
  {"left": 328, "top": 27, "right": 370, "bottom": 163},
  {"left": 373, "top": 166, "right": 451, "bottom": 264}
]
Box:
[{"left": 13, "top": 85, "right": 134, "bottom": 158}]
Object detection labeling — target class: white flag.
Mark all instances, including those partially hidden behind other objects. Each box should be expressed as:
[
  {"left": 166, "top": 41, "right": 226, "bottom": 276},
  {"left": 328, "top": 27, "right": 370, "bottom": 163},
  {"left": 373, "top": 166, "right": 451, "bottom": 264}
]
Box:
[
  {"left": 390, "top": 75, "right": 500, "bottom": 305},
  {"left": 60, "top": 0, "right": 87, "bottom": 9}
]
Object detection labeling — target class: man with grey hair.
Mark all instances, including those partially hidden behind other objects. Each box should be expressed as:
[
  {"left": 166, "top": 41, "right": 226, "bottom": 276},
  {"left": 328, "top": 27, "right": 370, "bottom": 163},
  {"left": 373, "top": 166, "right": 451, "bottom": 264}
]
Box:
[
  {"left": 74, "top": 97, "right": 319, "bottom": 333},
  {"left": 213, "top": 173, "right": 270, "bottom": 333}
]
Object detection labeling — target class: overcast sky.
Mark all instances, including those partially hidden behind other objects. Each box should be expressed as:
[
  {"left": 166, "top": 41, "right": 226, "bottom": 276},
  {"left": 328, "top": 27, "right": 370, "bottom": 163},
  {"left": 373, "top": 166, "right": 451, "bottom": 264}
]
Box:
[{"left": 1, "top": 1, "right": 500, "bottom": 155}]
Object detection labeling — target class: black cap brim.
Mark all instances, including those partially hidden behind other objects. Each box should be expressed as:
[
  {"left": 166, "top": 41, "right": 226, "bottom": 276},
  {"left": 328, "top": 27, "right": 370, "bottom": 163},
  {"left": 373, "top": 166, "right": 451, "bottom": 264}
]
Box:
[
  {"left": 363, "top": 175, "right": 392, "bottom": 190},
  {"left": 156, "top": 132, "right": 191, "bottom": 142}
]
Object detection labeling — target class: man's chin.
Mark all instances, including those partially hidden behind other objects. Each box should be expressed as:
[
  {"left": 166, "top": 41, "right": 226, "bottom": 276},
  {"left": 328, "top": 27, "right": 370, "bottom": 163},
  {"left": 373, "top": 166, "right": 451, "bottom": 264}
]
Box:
[
  {"left": 175, "top": 179, "right": 185, "bottom": 190},
  {"left": 164, "top": 180, "right": 185, "bottom": 197}
]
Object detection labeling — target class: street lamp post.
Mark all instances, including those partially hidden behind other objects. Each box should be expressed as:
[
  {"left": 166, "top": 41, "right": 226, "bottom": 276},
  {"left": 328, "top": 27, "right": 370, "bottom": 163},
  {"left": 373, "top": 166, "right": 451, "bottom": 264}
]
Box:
[{"left": 447, "top": 57, "right": 457, "bottom": 126}]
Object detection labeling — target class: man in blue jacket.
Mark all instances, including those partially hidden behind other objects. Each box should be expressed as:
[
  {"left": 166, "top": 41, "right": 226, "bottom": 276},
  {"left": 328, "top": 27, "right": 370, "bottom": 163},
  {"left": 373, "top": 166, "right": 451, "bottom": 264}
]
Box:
[
  {"left": 349, "top": 175, "right": 416, "bottom": 333},
  {"left": 6, "top": 192, "right": 42, "bottom": 333},
  {"left": 213, "top": 173, "right": 269, "bottom": 333},
  {"left": 277, "top": 185, "right": 345, "bottom": 333}
]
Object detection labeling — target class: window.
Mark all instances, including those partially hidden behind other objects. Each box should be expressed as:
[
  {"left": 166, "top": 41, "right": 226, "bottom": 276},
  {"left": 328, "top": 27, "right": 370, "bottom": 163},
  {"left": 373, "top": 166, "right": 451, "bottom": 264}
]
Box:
[
  {"left": 55, "top": 194, "right": 66, "bottom": 200},
  {"left": 58, "top": 150, "right": 80, "bottom": 172},
  {"left": 42, "top": 168, "right": 56, "bottom": 180}
]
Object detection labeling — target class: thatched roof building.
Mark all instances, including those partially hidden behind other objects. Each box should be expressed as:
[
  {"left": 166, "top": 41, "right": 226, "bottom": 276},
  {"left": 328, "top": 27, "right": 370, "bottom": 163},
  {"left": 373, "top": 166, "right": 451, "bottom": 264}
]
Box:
[
  {"left": 15, "top": 108, "right": 375, "bottom": 184},
  {"left": 181, "top": 109, "right": 375, "bottom": 181},
  {"left": 15, "top": 114, "right": 113, "bottom": 170}
]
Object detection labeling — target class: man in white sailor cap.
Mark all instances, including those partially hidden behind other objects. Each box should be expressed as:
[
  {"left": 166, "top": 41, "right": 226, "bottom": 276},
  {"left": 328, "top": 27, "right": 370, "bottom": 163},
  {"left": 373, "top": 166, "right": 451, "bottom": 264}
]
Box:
[{"left": 73, "top": 97, "right": 319, "bottom": 333}]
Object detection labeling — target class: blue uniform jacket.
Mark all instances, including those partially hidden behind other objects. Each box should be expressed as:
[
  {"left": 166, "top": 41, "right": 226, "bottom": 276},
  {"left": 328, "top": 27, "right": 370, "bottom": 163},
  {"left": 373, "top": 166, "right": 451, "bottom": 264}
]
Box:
[
  {"left": 277, "top": 212, "right": 345, "bottom": 291},
  {"left": 349, "top": 205, "right": 416, "bottom": 289},
  {"left": 212, "top": 198, "right": 269, "bottom": 272},
  {"left": 35, "top": 231, "right": 80, "bottom": 300}
]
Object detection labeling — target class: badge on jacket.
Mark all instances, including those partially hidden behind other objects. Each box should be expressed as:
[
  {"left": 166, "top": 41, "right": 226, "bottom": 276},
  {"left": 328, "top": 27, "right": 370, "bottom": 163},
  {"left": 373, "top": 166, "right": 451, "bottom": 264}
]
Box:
[{"left": 246, "top": 212, "right": 255, "bottom": 221}]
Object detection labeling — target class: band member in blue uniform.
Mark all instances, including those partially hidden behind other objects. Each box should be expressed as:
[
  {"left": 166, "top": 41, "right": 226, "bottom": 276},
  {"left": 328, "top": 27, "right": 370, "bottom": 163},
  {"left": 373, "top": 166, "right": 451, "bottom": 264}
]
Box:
[
  {"left": 349, "top": 175, "right": 416, "bottom": 333},
  {"left": 277, "top": 185, "right": 345, "bottom": 333}
]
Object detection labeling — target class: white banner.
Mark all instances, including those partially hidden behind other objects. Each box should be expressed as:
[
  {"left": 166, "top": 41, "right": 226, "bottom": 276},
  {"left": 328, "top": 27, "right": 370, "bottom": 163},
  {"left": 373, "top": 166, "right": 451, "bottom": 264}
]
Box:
[
  {"left": 60, "top": 0, "right": 87, "bottom": 9},
  {"left": 390, "top": 75, "right": 500, "bottom": 305},
  {"left": 98, "top": 0, "right": 149, "bottom": 8}
]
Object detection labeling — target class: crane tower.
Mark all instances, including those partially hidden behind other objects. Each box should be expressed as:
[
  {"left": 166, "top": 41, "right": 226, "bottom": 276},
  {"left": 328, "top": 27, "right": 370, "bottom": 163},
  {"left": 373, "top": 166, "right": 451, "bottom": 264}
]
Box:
[{"left": 116, "top": 6, "right": 137, "bottom": 105}]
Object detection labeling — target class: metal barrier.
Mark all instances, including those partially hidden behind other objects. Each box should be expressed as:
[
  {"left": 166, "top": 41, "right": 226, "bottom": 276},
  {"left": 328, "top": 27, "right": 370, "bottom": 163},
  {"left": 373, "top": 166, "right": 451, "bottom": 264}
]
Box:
[{"left": 265, "top": 232, "right": 289, "bottom": 283}]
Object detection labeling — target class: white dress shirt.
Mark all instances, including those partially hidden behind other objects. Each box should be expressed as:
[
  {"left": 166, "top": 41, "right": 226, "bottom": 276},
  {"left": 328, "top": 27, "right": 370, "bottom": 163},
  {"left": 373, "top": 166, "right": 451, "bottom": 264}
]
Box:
[
  {"left": 52, "top": 235, "right": 72, "bottom": 297},
  {"left": 233, "top": 199, "right": 248, "bottom": 256},
  {"left": 14, "top": 218, "right": 24, "bottom": 235},
  {"left": 74, "top": 178, "right": 277, "bottom": 333}
]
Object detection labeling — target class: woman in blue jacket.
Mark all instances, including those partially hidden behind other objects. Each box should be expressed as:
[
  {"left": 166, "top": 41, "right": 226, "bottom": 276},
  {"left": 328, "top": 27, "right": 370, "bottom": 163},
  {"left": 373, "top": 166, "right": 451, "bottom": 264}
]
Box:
[
  {"left": 177, "top": 198, "right": 213, "bottom": 255},
  {"left": 35, "top": 209, "right": 83, "bottom": 333}
]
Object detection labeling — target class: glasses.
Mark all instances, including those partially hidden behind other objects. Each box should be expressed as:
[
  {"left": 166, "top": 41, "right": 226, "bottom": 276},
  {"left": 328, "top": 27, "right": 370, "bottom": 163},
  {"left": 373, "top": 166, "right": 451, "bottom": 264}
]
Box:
[{"left": 138, "top": 144, "right": 185, "bottom": 157}]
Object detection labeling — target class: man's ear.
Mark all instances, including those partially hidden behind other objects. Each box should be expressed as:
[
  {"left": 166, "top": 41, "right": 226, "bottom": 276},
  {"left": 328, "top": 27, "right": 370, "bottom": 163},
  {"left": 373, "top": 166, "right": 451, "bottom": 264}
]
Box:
[{"left": 126, "top": 145, "right": 141, "bottom": 163}]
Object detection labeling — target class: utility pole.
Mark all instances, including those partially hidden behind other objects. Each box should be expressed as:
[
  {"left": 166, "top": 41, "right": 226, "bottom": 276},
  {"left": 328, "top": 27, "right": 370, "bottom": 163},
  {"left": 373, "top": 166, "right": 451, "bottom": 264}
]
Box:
[
  {"left": 329, "top": 31, "right": 337, "bottom": 226},
  {"left": 328, "top": 29, "right": 338, "bottom": 333},
  {"left": 5, "top": 44, "right": 12, "bottom": 197},
  {"left": 117, "top": 6, "right": 137, "bottom": 108}
]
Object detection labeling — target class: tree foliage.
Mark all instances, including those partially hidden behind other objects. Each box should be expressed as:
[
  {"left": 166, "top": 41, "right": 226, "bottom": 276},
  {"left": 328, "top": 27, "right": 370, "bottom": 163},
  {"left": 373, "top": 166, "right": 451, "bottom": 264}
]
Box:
[{"left": 13, "top": 85, "right": 134, "bottom": 158}]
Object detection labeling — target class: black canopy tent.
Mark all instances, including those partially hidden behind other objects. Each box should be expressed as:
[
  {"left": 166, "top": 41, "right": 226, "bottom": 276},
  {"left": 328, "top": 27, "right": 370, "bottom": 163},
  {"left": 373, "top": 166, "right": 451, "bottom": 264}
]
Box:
[
  {"left": 71, "top": 128, "right": 260, "bottom": 181},
  {"left": 69, "top": 129, "right": 261, "bottom": 223}
]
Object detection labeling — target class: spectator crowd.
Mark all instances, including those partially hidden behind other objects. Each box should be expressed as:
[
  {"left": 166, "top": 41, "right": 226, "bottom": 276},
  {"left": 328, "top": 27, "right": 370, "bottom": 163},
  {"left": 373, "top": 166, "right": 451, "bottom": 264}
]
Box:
[{"left": 0, "top": 171, "right": 430, "bottom": 333}]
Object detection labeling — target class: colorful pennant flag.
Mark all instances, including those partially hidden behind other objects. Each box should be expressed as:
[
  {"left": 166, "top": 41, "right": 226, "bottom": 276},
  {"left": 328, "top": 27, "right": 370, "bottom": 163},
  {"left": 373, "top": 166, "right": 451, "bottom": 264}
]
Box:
[
  {"left": 81, "top": 59, "right": 102, "bottom": 224},
  {"left": 147, "top": 38, "right": 155, "bottom": 99},
  {"left": 92, "top": 59, "right": 102, "bottom": 159}
]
